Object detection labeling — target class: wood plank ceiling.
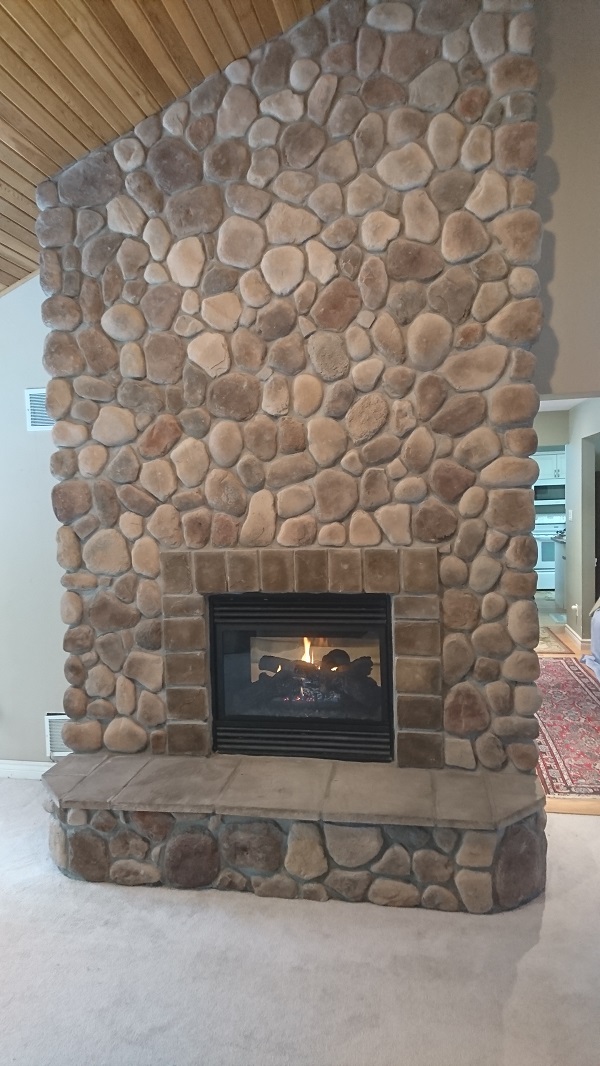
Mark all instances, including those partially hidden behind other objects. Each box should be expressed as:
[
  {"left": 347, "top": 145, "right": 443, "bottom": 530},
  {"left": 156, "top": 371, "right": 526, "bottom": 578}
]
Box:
[{"left": 0, "top": 0, "right": 326, "bottom": 295}]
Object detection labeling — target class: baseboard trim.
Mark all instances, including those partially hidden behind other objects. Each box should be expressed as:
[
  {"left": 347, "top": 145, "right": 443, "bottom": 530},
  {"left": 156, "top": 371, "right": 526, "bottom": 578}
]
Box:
[
  {"left": 0, "top": 760, "right": 52, "bottom": 780},
  {"left": 563, "top": 625, "right": 591, "bottom": 655}
]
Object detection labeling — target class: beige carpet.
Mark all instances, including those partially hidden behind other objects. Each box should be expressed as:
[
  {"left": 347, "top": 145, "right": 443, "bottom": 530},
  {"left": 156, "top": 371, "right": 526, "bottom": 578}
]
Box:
[{"left": 1, "top": 779, "right": 599, "bottom": 1066}]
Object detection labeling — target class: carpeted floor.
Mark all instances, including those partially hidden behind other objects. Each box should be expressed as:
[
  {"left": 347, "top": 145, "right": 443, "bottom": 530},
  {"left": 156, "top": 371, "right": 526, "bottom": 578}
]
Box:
[
  {"left": 537, "top": 658, "right": 600, "bottom": 797},
  {"left": 1, "top": 780, "right": 599, "bottom": 1066}
]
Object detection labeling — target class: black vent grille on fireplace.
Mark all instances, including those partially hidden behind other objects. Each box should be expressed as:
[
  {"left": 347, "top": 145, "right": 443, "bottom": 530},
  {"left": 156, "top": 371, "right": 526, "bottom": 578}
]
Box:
[{"left": 210, "top": 593, "right": 394, "bottom": 762}]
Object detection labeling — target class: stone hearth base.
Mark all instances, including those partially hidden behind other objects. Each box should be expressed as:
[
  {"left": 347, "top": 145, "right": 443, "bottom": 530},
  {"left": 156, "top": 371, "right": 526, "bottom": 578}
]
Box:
[{"left": 43, "top": 755, "right": 546, "bottom": 913}]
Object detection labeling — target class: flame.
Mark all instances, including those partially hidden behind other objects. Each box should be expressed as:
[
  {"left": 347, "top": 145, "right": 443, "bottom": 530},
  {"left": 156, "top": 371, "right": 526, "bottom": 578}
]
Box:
[
  {"left": 276, "top": 665, "right": 281, "bottom": 673},
  {"left": 301, "top": 637, "right": 312, "bottom": 664}
]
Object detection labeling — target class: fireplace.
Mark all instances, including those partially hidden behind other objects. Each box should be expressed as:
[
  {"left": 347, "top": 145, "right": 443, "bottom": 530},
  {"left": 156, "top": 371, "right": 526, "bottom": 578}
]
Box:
[{"left": 210, "top": 593, "right": 393, "bottom": 761}]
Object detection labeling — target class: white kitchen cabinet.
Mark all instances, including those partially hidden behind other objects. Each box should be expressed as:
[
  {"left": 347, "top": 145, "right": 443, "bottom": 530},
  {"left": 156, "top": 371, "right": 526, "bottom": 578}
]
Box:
[{"left": 534, "top": 450, "right": 566, "bottom": 481}]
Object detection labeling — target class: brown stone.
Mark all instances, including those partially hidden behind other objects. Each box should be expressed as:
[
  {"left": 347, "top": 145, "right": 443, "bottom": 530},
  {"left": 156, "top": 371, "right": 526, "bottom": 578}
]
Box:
[
  {"left": 502, "top": 650, "right": 540, "bottom": 683},
  {"left": 164, "top": 830, "right": 218, "bottom": 888},
  {"left": 206, "top": 373, "right": 261, "bottom": 422},
  {"left": 255, "top": 299, "right": 297, "bottom": 341},
  {"left": 165, "top": 185, "right": 223, "bottom": 238},
  {"left": 495, "top": 122, "right": 537, "bottom": 175},
  {"left": 495, "top": 824, "right": 545, "bottom": 910},
  {"left": 361, "top": 74, "right": 407, "bottom": 111},
  {"left": 485, "top": 489, "right": 535, "bottom": 535},
  {"left": 354, "top": 112, "right": 385, "bottom": 168},
  {"left": 311, "top": 278, "right": 361, "bottom": 333},
  {"left": 325, "top": 870, "right": 371, "bottom": 902},
  {"left": 380, "top": 26, "right": 435, "bottom": 77},
  {"left": 311, "top": 469, "right": 357, "bottom": 523},
  {"left": 412, "top": 498, "right": 457, "bottom": 543},
  {"left": 429, "top": 459, "right": 475, "bottom": 503},
  {"left": 443, "top": 587, "right": 480, "bottom": 631},
  {"left": 429, "top": 394, "right": 486, "bottom": 436},
  {"left": 444, "top": 681, "right": 490, "bottom": 736},
  {"left": 69, "top": 830, "right": 109, "bottom": 882},
  {"left": 387, "top": 238, "right": 444, "bottom": 281},
  {"left": 220, "top": 821, "right": 283, "bottom": 873}
]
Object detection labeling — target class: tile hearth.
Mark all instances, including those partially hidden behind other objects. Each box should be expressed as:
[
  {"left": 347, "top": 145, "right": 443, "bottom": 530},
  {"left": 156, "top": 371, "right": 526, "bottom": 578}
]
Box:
[{"left": 43, "top": 755, "right": 546, "bottom": 913}]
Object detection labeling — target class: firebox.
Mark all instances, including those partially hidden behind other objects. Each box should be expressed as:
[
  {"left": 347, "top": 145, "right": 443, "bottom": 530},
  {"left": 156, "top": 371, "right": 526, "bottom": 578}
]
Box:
[{"left": 210, "top": 593, "right": 393, "bottom": 762}]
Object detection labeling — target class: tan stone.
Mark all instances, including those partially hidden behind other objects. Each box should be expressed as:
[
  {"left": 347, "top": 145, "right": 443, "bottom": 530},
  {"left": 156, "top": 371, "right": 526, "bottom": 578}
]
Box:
[
  {"left": 407, "top": 312, "right": 452, "bottom": 370},
  {"left": 475, "top": 731, "right": 507, "bottom": 770},
  {"left": 361, "top": 210, "right": 400, "bottom": 252},
  {"left": 426, "top": 113, "right": 465, "bottom": 169},
  {"left": 139, "top": 459, "right": 177, "bottom": 501},
  {"left": 293, "top": 374, "right": 323, "bottom": 417},
  {"left": 265, "top": 202, "right": 320, "bottom": 246},
  {"left": 403, "top": 189, "right": 440, "bottom": 244},
  {"left": 409, "top": 61, "right": 459, "bottom": 113},
  {"left": 507, "top": 600, "right": 539, "bottom": 649},
  {"left": 324, "top": 824, "right": 383, "bottom": 867},
  {"left": 491, "top": 209, "right": 542, "bottom": 265},
  {"left": 442, "top": 211, "right": 490, "bottom": 263},
  {"left": 187, "top": 333, "right": 230, "bottom": 379},
  {"left": 375, "top": 503, "right": 411, "bottom": 545},
  {"left": 465, "top": 169, "right": 509, "bottom": 221},
  {"left": 349, "top": 510, "right": 381, "bottom": 546},
  {"left": 318, "top": 139, "right": 358, "bottom": 184},
  {"left": 368, "top": 879, "right": 420, "bottom": 907},
  {"left": 386, "top": 107, "right": 427, "bottom": 148},
  {"left": 461, "top": 124, "right": 492, "bottom": 171},
  {"left": 444, "top": 682, "right": 490, "bottom": 736},
  {"left": 217, "top": 217, "right": 265, "bottom": 269},
  {"left": 455, "top": 869, "right": 493, "bottom": 914},
  {"left": 205, "top": 468, "right": 247, "bottom": 516},
  {"left": 480, "top": 457, "right": 538, "bottom": 489},
  {"left": 346, "top": 173, "right": 385, "bottom": 216},
  {"left": 277, "top": 514, "right": 317, "bottom": 546},
  {"left": 201, "top": 293, "right": 242, "bottom": 333},
  {"left": 307, "top": 332, "right": 349, "bottom": 382},
  {"left": 82, "top": 529, "right": 129, "bottom": 575},
  {"left": 284, "top": 823, "right": 328, "bottom": 880},
  {"left": 277, "top": 484, "right": 314, "bottom": 519},
  {"left": 262, "top": 374, "right": 289, "bottom": 416},
  {"left": 429, "top": 459, "right": 475, "bottom": 503},
  {"left": 307, "top": 417, "right": 347, "bottom": 468},
  {"left": 62, "top": 719, "right": 102, "bottom": 752},
  {"left": 489, "top": 383, "right": 539, "bottom": 426},
  {"left": 372, "top": 312, "right": 405, "bottom": 361},
  {"left": 376, "top": 144, "right": 434, "bottom": 191},
  {"left": 345, "top": 393, "right": 389, "bottom": 444},
  {"left": 239, "top": 489, "right": 276, "bottom": 546},
  {"left": 92, "top": 406, "right": 137, "bottom": 447},
  {"left": 443, "top": 633, "right": 475, "bottom": 685},
  {"left": 104, "top": 717, "right": 148, "bottom": 753}
]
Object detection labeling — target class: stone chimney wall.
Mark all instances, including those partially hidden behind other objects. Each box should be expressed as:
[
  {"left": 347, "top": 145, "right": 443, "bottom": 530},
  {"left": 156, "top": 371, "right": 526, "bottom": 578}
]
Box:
[{"left": 39, "top": 0, "right": 542, "bottom": 771}]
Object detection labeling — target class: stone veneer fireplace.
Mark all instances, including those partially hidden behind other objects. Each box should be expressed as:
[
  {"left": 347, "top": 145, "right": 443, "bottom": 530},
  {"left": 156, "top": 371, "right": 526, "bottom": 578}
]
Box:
[{"left": 41, "top": 0, "right": 547, "bottom": 911}]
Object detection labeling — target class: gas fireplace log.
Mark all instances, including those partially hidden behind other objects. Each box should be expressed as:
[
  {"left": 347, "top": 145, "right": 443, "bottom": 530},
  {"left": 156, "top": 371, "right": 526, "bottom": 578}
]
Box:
[{"left": 258, "top": 653, "right": 374, "bottom": 678}]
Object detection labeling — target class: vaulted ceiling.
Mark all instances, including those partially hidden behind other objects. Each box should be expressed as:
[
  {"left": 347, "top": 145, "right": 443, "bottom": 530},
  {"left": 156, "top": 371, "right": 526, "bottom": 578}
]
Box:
[{"left": 0, "top": 0, "right": 326, "bottom": 295}]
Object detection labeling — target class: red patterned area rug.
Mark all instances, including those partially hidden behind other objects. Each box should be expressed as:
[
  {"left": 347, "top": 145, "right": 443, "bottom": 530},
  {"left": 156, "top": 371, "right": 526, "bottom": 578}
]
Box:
[{"left": 537, "top": 658, "right": 600, "bottom": 796}]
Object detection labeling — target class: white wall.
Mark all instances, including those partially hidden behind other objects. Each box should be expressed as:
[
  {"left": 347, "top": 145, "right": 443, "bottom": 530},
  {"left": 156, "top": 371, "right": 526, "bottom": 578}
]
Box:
[{"left": 0, "top": 277, "right": 64, "bottom": 761}]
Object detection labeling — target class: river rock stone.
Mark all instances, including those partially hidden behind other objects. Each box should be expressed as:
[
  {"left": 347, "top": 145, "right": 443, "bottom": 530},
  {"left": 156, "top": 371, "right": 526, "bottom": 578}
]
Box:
[
  {"left": 442, "top": 211, "right": 490, "bottom": 263},
  {"left": 491, "top": 209, "right": 542, "bottom": 265},
  {"left": 101, "top": 303, "right": 145, "bottom": 341},
  {"left": 277, "top": 515, "right": 317, "bottom": 546},
  {"left": 368, "top": 879, "right": 420, "bottom": 907},
  {"left": 312, "top": 278, "right": 361, "bottom": 332},
  {"left": 220, "top": 818, "right": 281, "bottom": 878},
  {"left": 324, "top": 824, "right": 383, "bottom": 867},
  {"left": 377, "top": 144, "right": 434, "bottom": 191},
  {"left": 104, "top": 717, "right": 148, "bottom": 753},
  {"left": 345, "top": 393, "right": 389, "bottom": 444},
  {"left": 205, "top": 469, "right": 247, "bottom": 516},
  {"left": 407, "top": 312, "right": 453, "bottom": 369},
  {"left": 308, "top": 417, "right": 347, "bottom": 467},
  {"left": 387, "top": 238, "right": 444, "bottom": 282},
  {"left": 285, "top": 823, "right": 328, "bottom": 879},
  {"left": 239, "top": 489, "right": 276, "bottom": 546},
  {"left": 413, "top": 498, "right": 457, "bottom": 542},
  {"left": 217, "top": 217, "right": 265, "bottom": 268},
  {"left": 444, "top": 681, "right": 490, "bottom": 735},
  {"left": 314, "top": 469, "right": 358, "bottom": 522}
]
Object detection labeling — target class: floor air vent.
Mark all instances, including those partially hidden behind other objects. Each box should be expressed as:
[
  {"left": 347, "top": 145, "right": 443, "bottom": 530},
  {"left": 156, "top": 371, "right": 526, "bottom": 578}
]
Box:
[
  {"left": 25, "top": 388, "right": 53, "bottom": 430},
  {"left": 45, "top": 714, "right": 72, "bottom": 759}
]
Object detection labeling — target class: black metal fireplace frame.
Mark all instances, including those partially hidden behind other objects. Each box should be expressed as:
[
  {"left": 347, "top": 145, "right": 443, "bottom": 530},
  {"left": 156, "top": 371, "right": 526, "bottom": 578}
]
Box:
[{"left": 209, "top": 592, "right": 394, "bottom": 762}]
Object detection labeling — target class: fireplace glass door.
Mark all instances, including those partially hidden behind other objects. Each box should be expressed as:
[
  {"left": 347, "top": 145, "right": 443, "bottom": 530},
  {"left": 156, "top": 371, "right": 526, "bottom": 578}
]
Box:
[{"left": 210, "top": 593, "right": 393, "bottom": 761}]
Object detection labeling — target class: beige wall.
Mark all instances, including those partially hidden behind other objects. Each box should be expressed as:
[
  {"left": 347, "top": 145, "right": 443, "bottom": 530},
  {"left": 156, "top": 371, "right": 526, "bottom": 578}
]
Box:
[
  {"left": 534, "top": 0, "right": 600, "bottom": 398},
  {"left": 533, "top": 411, "right": 569, "bottom": 447},
  {"left": 0, "top": 277, "right": 64, "bottom": 762},
  {"left": 564, "top": 399, "right": 600, "bottom": 639}
]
